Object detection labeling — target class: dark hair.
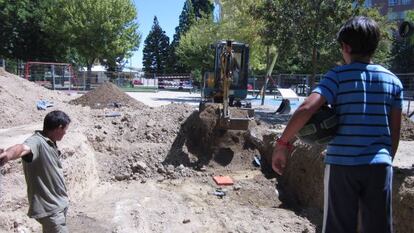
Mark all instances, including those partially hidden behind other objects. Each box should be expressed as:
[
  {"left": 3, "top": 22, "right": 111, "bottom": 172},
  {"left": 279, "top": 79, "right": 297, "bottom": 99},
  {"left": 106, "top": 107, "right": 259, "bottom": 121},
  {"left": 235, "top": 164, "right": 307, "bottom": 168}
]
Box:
[
  {"left": 43, "top": 110, "right": 71, "bottom": 131},
  {"left": 337, "top": 16, "right": 380, "bottom": 56}
]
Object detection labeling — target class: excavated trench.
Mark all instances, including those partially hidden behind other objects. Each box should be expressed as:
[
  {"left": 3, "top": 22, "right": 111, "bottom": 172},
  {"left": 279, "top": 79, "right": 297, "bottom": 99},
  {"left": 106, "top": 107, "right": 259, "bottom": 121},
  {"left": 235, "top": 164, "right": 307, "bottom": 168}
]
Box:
[
  {"left": 1, "top": 70, "right": 413, "bottom": 232},
  {"left": 164, "top": 104, "right": 414, "bottom": 233}
]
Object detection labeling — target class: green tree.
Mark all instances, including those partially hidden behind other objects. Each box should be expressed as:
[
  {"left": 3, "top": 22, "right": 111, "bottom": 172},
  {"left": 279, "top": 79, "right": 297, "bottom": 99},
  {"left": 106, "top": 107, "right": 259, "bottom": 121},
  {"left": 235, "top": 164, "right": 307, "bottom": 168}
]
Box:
[
  {"left": 177, "top": 0, "right": 266, "bottom": 75},
  {"left": 176, "top": 16, "right": 218, "bottom": 79},
  {"left": 359, "top": 8, "right": 395, "bottom": 67},
  {"left": 167, "top": 0, "right": 214, "bottom": 74},
  {"left": 390, "top": 35, "right": 414, "bottom": 73},
  {"left": 142, "top": 16, "right": 170, "bottom": 74},
  {"left": 167, "top": 0, "right": 196, "bottom": 73},
  {"left": 219, "top": 0, "right": 267, "bottom": 71},
  {"left": 47, "top": 0, "right": 141, "bottom": 72},
  {"left": 390, "top": 10, "right": 414, "bottom": 73},
  {"left": 406, "top": 10, "right": 414, "bottom": 45},
  {"left": 192, "top": 0, "right": 214, "bottom": 19},
  {"left": 254, "top": 0, "right": 392, "bottom": 87},
  {"left": 0, "top": 0, "right": 64, "bottom": 61},
  {"left": 405, "top": 10, "right": 414, "bottom": 46}
]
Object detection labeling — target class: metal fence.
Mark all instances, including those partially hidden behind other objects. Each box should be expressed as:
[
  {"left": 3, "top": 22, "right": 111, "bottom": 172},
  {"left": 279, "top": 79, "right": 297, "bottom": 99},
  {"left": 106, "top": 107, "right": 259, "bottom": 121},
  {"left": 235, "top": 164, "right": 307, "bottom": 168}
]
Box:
[
  {"left": 249, "top": 74, "right": 324, "bottom": 96},
  {"left": 1, "top": 59, "right": 412, "bottom": 97},
  {"left": 396, "top": 73, "right": 414, "bottom": 98},
  {"left": 250, "top": 73, "right": 414, "bottom": 98},
  {"left": 2, "top": 59, "right": 25, "bottom": 76}
]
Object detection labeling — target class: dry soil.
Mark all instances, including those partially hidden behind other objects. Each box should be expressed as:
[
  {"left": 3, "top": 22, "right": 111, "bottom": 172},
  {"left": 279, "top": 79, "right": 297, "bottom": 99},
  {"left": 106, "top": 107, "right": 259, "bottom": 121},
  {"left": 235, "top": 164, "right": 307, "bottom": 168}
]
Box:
[{"left": 0, "top": 69, "right": 413, "bottom": 233}]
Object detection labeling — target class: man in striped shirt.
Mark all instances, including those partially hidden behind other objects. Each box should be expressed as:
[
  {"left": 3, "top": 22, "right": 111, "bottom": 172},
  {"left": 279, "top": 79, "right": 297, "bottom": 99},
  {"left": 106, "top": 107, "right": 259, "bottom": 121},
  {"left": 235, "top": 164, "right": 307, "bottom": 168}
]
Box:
[{"left": 272, "top": 16, "right": 403, "bottom": 233}]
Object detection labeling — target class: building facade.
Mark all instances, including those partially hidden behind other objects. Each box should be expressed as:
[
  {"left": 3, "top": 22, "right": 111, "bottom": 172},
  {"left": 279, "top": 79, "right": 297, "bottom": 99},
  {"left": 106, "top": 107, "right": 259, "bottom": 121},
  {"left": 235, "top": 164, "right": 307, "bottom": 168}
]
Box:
[{"left": 365, "top": 0, "right": 414, "bottom": 20}]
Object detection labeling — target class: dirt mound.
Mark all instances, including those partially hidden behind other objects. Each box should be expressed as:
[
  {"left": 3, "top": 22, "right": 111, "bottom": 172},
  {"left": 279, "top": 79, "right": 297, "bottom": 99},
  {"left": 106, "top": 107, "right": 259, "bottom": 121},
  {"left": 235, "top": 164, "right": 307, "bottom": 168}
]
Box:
[
  {"left": 163, "top": 104, "right": 260, "bottom": 172},
  {"left": 1, "top": 66, "right": 412, "bottom": 233},
  {"left": 277, "top": 142, "right": 326, "bottom": 209},
  {"left": 393, "top": 168, "right": 414, "bottom": 233},
  {"left": 401, "top": 114, "right": 414, "bottom": 140},
  {"left": 0, "top": 68, "right": 100, "bottom": 137},
  {"left": 0, "top": 70, "right": 67, "bottom": 128},
  {"left": 69, "top": 82, "right": 145, "bottom": 109},
  {"left": 86, "top": 103, "right": 264, "bottom": 182},
  {"left": 83, "top": 103, "right": 197, "bottom": 181}
]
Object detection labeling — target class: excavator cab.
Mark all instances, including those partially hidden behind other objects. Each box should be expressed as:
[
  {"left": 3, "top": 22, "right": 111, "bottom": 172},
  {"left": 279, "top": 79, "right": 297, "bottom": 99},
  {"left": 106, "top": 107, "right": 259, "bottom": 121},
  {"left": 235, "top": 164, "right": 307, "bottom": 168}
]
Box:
[
  {"left": 201, "top": 40, "right": 253, "bottom": 130},
  {"left": 202, "top": 40, "right": 250, "bottom": 105}
]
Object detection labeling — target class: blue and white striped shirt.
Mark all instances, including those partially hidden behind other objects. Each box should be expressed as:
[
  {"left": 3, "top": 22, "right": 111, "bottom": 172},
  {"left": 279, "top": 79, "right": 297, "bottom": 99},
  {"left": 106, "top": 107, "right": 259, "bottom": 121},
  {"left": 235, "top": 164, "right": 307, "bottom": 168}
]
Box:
[{"left": 313, "top": 62, "right": 403, "bottom": 166}]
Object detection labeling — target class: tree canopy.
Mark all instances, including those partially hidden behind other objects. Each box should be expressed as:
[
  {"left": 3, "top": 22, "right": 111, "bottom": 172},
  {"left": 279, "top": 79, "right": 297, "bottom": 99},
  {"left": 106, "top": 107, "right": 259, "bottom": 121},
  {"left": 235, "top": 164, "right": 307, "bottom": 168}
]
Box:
[
  {"left": 252, "top": 0, "right": 393, "bottom": 85},
  {"left": 390, "top": 10, "right": 414, "bottom": 73},
  {"left": 0, "top": 0, "right": 411, "bottom": 76},
  {"left": 167, "top": 0, "right": 196, "bottom": 73},
  {"left": 0, "top": 0, "right": 61, "bottom": 61},
  {"left": 177, "top": 0, "right": 266, "bottom": 80},
  {"left": 47, "top": 0, "right": 141, "bottom": 70},
  {"left": 256, "top": 0, "right": 358, "bottom": 76},
  {"left": 167, "top": 0, "right": 215, "bottom": 74},
  {"left": 192, "top": 0, "right": 214, "bottom": 19},
  {"left": 0, "top": 0, "right": 141, "bottom": 72},
  {"left": 176, "top": 16, "right": 218, "bottom": 78},
  {"left": 406, "top": 10, "right": 414, "bottom": 45}
]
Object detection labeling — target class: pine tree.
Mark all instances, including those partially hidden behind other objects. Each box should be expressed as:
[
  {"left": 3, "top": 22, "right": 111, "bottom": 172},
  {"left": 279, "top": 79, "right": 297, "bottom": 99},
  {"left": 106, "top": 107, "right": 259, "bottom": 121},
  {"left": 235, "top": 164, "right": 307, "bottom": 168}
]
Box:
[
  {"left": 166, "top": 0, "right": 213, "bottom": 73},
  {"left": 143, "top": 16, "right": 170, "bottom": 74},
  {"left": 167, "top": 0, "right": 196, "bottom": 73}
]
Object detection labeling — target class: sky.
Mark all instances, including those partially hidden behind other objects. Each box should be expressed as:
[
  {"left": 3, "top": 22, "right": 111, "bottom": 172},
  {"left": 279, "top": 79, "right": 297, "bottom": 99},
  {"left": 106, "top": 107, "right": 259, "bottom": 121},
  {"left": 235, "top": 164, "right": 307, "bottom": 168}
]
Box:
[{"left": 131, "top": 0, "right": 186, "bottom": 69}]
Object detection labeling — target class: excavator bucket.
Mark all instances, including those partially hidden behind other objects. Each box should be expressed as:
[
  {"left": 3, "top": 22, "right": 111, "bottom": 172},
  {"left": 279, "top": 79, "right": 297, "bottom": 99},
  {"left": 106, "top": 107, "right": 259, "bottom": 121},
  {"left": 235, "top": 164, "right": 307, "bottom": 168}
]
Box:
[
  {"left": 199, "top": 102, "right": 254, "bottom": 131},
  {"left": 218, "top": 106, "right": 254, "bottom": 131}
]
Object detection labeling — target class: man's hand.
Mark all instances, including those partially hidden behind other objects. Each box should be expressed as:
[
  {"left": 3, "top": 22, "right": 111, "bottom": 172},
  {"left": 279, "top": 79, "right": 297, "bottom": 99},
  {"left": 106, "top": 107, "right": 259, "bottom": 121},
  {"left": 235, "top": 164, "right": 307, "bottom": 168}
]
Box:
[
  {"left": 0, "top": 149, "right": 10, "bottom": 167},
  {"left": 272, "top": 147, "right": 289, "bottom": 175}
]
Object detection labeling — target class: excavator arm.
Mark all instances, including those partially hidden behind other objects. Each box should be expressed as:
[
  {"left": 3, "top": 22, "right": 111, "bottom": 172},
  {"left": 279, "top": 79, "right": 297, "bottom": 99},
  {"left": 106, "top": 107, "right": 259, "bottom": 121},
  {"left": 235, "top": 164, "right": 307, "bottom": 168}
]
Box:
[{"left": 200, "top": 40, "right": 254, "bottom": 131}]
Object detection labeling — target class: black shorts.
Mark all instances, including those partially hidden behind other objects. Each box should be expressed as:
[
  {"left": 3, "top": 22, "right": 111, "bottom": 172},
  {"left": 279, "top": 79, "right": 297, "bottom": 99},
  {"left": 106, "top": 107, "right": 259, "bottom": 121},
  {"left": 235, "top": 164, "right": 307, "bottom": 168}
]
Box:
[{"left": 322, "top": 164, "right": 393, "bottom": 233}]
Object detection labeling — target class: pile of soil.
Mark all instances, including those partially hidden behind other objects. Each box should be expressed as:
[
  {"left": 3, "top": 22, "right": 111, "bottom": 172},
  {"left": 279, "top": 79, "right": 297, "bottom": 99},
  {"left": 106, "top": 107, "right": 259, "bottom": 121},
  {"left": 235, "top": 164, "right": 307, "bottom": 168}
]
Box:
[
  {"left": 401, "top": 114, "right": 414, "bottom": 140},
  {"left": 170, "top": 104, "right": 261, "bottom": 171},
  {"left": 69, "top": 82, "right": 145, "bottom": 109},
  {"left": 0, "top": 69, "right": 66, "bottom": 128},
  {"left": 0, "top": 70, "right": 99, "bottom": 232},
  {"left": 84, "top": 103, "right": 197, "bottom": 181},
  {"left": 277, "top": 142, "right": 326, "bottom": 209},
  {"left": 1, "top": 68, "right": 413, "bottom": 233},
  {"left": 0, "top": 68, "right": 100, "bottom": 137},
  {"left": 393, "top": 169, "right": 414, "bottom": 233},
  {"left": 86, "top": 103, "right": 267, "bottom": 182}
]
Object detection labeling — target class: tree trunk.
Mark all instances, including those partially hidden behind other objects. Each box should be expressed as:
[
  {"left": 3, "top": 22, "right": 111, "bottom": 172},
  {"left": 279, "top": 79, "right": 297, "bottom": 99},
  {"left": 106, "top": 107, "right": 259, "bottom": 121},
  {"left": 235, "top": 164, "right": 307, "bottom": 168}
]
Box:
[
  {"left": 310, "top": 46, "right": 317, "bottom": 91},
  {"left": 86, "top": 63, "right": 92, "bottom": 90},
  {"left": 261, "top": 46, "right": 278, "bottom": 105}
]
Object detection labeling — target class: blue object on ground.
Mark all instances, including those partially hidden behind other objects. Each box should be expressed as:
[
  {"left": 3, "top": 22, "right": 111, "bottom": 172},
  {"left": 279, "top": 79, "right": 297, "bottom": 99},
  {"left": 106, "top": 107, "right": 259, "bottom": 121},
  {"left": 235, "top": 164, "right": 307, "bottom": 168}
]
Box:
[
  {"left": 105, "top": 112, "right": 121, "bottom": 117},
  {"left": 36, "top": 100, "right": 54, "bottom": 110}
]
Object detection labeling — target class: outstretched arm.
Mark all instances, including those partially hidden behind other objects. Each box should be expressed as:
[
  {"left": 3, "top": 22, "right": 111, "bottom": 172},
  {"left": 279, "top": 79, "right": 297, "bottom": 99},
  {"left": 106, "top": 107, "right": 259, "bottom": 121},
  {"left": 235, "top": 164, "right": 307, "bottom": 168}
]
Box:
[
  {"left": 389, "top": 108, "right": 402, "bottom": 160},
  {"left": 272, "top": 93, "right": 326, "bottom": 175},
  {"left": 0, "top": 144, "right": 32, "bottom": 166}
]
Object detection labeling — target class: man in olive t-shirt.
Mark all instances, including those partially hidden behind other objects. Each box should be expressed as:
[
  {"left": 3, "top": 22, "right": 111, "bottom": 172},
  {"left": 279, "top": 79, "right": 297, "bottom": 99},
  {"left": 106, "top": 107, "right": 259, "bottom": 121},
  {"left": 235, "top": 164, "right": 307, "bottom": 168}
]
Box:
[{"left": 0, "top": 110, "right": 71, "bottom": 233}]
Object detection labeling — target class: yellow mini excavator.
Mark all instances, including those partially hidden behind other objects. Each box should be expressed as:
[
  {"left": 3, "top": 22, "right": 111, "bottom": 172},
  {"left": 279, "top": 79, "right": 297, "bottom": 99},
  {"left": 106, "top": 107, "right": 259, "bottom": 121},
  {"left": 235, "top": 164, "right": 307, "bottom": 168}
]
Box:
[{"left": 200, "top": 40, "right": 254, "bottom": 130}]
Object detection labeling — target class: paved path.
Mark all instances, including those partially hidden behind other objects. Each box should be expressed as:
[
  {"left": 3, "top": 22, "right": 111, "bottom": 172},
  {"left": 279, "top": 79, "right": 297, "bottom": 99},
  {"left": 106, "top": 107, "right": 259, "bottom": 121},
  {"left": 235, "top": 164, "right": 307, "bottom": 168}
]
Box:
[{"left": 126, "top": 90, "right": 305, "bottom": 112}]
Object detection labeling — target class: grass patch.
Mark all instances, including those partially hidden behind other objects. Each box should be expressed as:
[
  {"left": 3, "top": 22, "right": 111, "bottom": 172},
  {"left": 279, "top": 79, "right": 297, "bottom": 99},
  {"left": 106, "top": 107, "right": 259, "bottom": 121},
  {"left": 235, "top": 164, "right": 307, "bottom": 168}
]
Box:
[{"left": 120, "top": 86, "right": 158, "bottom": 92}]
